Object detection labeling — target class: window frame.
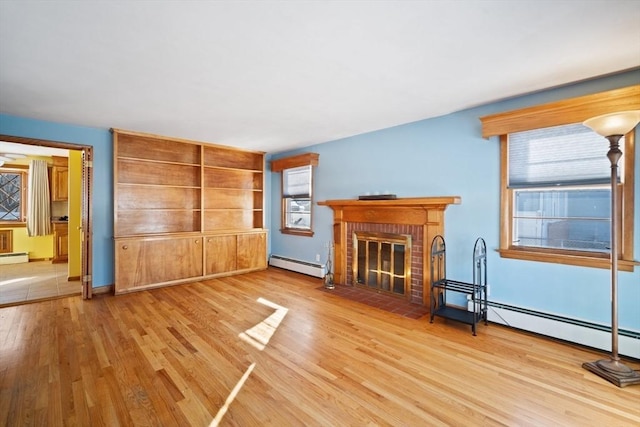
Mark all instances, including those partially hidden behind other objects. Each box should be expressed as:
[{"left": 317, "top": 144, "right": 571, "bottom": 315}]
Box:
[
  {"left": 270, "top": 153, "right": 319, "bottom": 237},
  {"left": 282, "top": 165, "right": 313, "bottom": 233},
  {"left": 481, "top": 85, "right": 639, "bottom": 271},
  {"left": 0, "top": 166, "right": 28, "bottom": 227}
]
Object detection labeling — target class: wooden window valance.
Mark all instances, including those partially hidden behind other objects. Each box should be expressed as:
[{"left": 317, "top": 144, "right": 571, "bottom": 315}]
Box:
[
  {"left": 270, "top": 153, "right": 319, "bottom": 172},
  {"left": 480, "top": 85, "right": 640, "bottom": 138}
]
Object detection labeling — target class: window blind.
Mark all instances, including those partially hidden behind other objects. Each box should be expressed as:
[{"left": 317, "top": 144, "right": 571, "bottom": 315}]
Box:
[
  {"left": 508, "top": 123, "right": 619, "bottom": 188},
  {"left": 283, "top": 165, "right": 311, "bottom": 198}
]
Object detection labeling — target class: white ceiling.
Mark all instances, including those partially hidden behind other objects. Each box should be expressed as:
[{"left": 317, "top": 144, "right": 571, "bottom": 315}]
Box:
[
  {"left": 0, "top": 141, "right": 68, "bottom": 158},
  {"left": 0, "top": 1, "right": 639, "bottom": 153}
]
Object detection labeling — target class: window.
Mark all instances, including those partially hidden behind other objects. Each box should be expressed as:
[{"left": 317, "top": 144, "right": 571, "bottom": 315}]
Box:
[
  {"left": 283, "top": 165, "right": 312, "bottom": 230},
  {"left": 510, "top": 124, "right": 616, "bottom": 253},
  {"left": 513, "top": 188, "right": 610, "bottom": 252},
  {"left": 271, "top": 153, "right": 319, "bottom": 237},
  {"left": 481, "top": 85, "right": 638, "bottom": 271},
  {"left": 0, "top": 169, "right": 27, "bottom": 225}
]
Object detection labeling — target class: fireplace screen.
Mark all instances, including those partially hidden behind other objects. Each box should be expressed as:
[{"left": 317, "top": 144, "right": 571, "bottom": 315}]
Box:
[{"left": 353, "top": 231, "right": 411, "bottom": 297}]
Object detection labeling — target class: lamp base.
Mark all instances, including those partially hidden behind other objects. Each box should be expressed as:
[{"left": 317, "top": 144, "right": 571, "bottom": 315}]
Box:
[{"left": 583, "top": 359, "right": 640, "bottom": 387}]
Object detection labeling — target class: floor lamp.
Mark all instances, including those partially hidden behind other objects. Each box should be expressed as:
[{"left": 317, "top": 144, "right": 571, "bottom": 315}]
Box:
[{"left": 582, "top": 110, "right": 640, "bottom": 387}]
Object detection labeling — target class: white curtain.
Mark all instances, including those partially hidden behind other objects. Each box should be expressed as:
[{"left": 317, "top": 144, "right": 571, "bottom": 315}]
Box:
[{"left": 27, "top": 159, "right": 52, "bottom": 237}]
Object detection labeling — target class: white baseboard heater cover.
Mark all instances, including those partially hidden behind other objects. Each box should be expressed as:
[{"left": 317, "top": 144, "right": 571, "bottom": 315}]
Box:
[
  {"left": 269, "top": 255, "right": 326, "bottom": 278},
  {"left": 487, "top": 303, "right": 640, "bottom": 359},
  {"left": 0, "top": 252, "right": 29, "bottom": 265}
]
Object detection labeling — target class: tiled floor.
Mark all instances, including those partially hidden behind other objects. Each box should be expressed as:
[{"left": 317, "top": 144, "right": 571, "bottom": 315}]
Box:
[
  {"left": 319, "top": 283, "right": 430, "bottom": 319},
  {"left": 0, "top": 261, "right": 81, "bottom": 306}
]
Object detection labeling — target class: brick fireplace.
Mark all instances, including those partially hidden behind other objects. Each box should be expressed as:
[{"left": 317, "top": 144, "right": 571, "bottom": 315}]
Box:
[
  {"left": 318, "top": 197, "right": 461, "bottom": 306},
  {"left": 348, "top": 223, "right": 422, "bottom": 303}
]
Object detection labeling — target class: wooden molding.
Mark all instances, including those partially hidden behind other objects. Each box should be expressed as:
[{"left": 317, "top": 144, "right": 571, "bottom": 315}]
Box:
[
  {"left": 280, "top": 228, "right": 314, "bottom": 237},
  {"left": 498, "top": 249, "right": 637, "bottom": 272},
  {"left": 270, "top": 152, "right": 319, "bottom": 172},
  {"left": 480, "top": 85, "right": 640, "bottom": 138},
  {"left": 319, "top": 196, "right": 461, "bottom": 210},
  {"left": 622, "top": 130, "right": 635, "bottom": 260}
]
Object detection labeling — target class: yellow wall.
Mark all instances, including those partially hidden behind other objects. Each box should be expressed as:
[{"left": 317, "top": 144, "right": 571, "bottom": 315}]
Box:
[
  {"left": 1, "top": 227, "right": 53, "bottom": 259},
  {"left": 68, "top": 151, "right": 82, "bottom": 278}
]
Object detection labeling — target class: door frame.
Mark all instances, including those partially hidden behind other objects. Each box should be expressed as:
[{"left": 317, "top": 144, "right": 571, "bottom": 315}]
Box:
[{"left": 0, "top": 134, "right": 94, "bottom": 298}]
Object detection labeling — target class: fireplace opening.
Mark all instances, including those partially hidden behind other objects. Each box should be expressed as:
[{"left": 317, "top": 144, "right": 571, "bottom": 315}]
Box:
[{"left": 353, "top": 231, "right": 411, "bottom": 298}]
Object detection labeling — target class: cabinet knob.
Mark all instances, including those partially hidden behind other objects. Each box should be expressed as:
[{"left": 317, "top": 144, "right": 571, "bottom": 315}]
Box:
[
  {"left": 195, "top": 240, "right": 200, "bottom": 244},
  {"left": 122, "top": 245, "right": 128, "bottom": 250},
  {"left": 207, "top": 239, "right": 212, "bottom": 243}
]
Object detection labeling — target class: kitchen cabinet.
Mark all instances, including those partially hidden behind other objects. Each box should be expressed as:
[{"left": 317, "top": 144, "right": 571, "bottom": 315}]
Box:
[
  {"left": 52, "top": 222, "right": 68, "bottom": 263},
  {"left": 52, "top": 156, "right": 69, "bottom": 201}
]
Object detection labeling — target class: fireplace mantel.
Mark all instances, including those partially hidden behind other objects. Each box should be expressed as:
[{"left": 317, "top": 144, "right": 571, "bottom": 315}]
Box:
[
  {"left": 319, "top": 196, "right": 460, "bottom": 208},
  {"left": 318, "top": 196, "right": 461, "bottom": 306}
]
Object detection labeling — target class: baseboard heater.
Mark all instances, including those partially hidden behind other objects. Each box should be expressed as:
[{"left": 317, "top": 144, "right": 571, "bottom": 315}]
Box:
[
  {"left": 269, "top": 255, "right": 326, "bottom": 278},
  {"left": 487, "top": 302, "right": 640, "bottom": 359},
  {"left": 0, "top": 252, "right": 29, "bottom": 265}
]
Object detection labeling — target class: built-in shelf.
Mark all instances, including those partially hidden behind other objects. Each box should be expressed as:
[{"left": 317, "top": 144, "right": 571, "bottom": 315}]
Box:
[{"left": 113, "top": 129, "right": 267, "bottom": 294}]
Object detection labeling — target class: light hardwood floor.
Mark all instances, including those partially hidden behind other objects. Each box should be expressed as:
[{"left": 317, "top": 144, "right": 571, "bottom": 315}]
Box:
[{"left": 1, "top": 268, "right": 639, "bottom": 426}]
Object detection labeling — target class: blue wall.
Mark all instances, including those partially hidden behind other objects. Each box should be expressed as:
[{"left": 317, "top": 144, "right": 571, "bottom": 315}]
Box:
[
  {"left": 1, "top": 70, "right": 638, "bottom": 333},
  {"left": 0, "top": 115, "right": 114, "bottom": 288},
  {"left": 269, "top": 70, "right": 640, "bottom": 332}
]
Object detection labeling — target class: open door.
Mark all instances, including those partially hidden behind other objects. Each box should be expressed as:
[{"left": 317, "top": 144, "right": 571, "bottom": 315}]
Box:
[
  {"left": 81, "top": 147, "right": 93, "bottom": 299},
  {"left": 0, "top": 133, "right": 94, "bottom": 300}
]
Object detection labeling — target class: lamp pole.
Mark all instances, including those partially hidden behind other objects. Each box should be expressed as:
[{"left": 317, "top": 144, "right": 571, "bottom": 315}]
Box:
[
  {"left": 605, "top": 133, "right": 621, "bottom": 365},
  {"left": 582, "top": 110, "right": 640, "bottom": 387}
]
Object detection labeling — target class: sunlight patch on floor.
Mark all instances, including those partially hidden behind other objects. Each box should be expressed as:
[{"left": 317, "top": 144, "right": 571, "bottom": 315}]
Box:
[
  {"left": 0, "top": 277, "right": 37, "bottom": 286},
  {"left": 208, "top": 297, "right": 289, "bottom": 425},
  {"left": 238, "top": 297, "right": 289, "bottom": 351},
  {"left": 209, "top": 363, "right": 256, "bottom": 427}
]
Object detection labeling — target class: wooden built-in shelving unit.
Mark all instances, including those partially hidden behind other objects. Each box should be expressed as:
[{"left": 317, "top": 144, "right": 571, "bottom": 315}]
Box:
[{"left": 113, "top": 129, "right": 266, "bottom": 294}]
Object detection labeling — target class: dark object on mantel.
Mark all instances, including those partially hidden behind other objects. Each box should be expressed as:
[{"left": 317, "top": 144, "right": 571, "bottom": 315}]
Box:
[{"left": 358, "top": 194, "right": 397, "bottom": 200}]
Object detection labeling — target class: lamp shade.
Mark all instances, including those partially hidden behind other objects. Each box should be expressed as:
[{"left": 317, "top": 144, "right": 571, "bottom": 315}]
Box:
[{"left": 583, "top": 110, "right": 640, "bottom": 137}]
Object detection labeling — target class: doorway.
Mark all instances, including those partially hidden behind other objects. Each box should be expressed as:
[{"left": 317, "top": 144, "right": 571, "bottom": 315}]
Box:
[{"left": 0, "top": 134, "right": 93, "bottom": 305}]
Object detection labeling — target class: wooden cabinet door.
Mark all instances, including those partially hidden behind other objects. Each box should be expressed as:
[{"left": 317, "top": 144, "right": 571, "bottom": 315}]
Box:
[
  {"left": 52, "top": 223, "right": 68, "bottom": 263},
  {"left": 115, "top": 236, "right": 203, "bottom": 293},
  {"left": 57, "top": 232, "right": 69, "bottom": 259},
  {"left": 237, "top": 232, "right": 267, "bottom": 270},
  {"left": 205, "top": 235, "right": 237, "bottom": 275},
  {"left": 52, "top": 166, "right": 69, "bottom": 201}
]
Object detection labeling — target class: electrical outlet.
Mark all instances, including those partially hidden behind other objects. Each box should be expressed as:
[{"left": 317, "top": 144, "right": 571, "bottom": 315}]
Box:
[{"left": 316, "top": 254, "right": 321, "bottom": 262}]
